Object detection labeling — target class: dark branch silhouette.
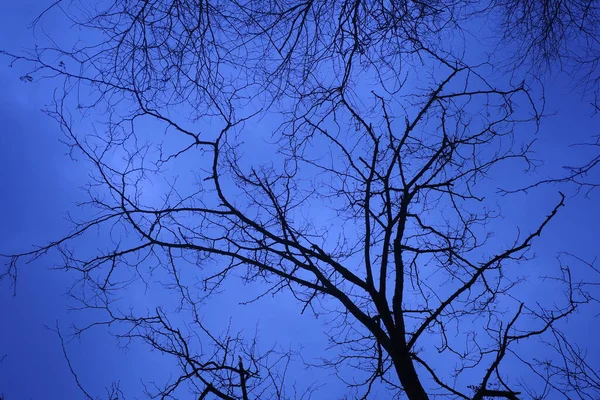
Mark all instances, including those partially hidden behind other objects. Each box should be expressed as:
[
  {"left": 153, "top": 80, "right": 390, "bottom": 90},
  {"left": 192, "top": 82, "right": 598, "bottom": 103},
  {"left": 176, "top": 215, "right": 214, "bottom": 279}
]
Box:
[{"left": 1, "top": 0, "right": 599, "bottom": 399}]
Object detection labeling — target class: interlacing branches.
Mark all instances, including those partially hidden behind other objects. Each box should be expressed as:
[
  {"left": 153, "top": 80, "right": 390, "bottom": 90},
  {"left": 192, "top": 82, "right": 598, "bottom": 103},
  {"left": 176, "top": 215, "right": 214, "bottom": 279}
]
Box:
[{"left": 2, "top": 0, "right": 599, "bottom": 399}]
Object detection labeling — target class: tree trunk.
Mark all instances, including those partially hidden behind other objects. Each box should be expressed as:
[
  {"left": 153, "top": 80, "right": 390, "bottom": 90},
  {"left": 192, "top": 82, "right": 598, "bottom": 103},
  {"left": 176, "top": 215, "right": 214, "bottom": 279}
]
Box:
[{"left": 392, "top": 350, "right": 429, "bottom": 400}]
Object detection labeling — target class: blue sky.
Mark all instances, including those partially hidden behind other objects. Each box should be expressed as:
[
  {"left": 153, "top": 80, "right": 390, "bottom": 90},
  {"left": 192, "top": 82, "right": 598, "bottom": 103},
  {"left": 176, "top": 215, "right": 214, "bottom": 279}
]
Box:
[{"left": 1, "top": 1, "right": 600, "bottom": 399}]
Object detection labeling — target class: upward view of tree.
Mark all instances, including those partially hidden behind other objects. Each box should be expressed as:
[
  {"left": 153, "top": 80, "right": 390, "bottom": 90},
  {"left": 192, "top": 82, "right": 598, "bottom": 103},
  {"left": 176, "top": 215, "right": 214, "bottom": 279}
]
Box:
[{"left": 1, "top": 0, "right": 599, "bottom": 399}]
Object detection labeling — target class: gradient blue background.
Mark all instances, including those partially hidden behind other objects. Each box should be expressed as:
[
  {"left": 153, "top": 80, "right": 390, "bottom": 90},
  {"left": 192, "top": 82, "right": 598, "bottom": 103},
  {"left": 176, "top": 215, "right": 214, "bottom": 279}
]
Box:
[{"left": 1, "top": 1, "right": 599, "bottom": 399}]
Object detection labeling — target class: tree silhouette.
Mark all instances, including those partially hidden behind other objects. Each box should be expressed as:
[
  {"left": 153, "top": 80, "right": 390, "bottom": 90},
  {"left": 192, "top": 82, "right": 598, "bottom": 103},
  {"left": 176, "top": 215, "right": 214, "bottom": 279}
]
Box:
[{"left": 2, "top": 0, "right": 599, "bottom": 399}]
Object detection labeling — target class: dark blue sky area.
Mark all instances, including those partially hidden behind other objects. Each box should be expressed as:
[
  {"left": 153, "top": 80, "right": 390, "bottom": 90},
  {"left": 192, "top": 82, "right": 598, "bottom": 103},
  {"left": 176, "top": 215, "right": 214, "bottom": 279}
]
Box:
[{"left": 1, "top": 1, "right": 600, "bottom": 399}]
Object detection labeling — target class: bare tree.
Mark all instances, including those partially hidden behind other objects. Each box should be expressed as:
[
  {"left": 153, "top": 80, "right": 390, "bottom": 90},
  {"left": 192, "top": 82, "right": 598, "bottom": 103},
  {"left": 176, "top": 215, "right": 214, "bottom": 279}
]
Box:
[{"left": 2, "top": 0, "right": 599, "bottom": 399}]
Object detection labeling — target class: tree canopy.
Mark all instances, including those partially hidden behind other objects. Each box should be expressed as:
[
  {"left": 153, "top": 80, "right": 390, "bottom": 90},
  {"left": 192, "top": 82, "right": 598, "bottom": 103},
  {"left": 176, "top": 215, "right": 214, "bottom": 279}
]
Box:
[{"left": 1, "top": 0, "right": 600, "bottom": 399}]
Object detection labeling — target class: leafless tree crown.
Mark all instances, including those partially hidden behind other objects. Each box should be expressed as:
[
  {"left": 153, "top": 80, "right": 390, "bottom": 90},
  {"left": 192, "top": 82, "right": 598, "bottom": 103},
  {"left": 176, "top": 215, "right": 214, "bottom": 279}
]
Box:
[{"left": 2, "top": 0, "right": 599, "bottom": 399}]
